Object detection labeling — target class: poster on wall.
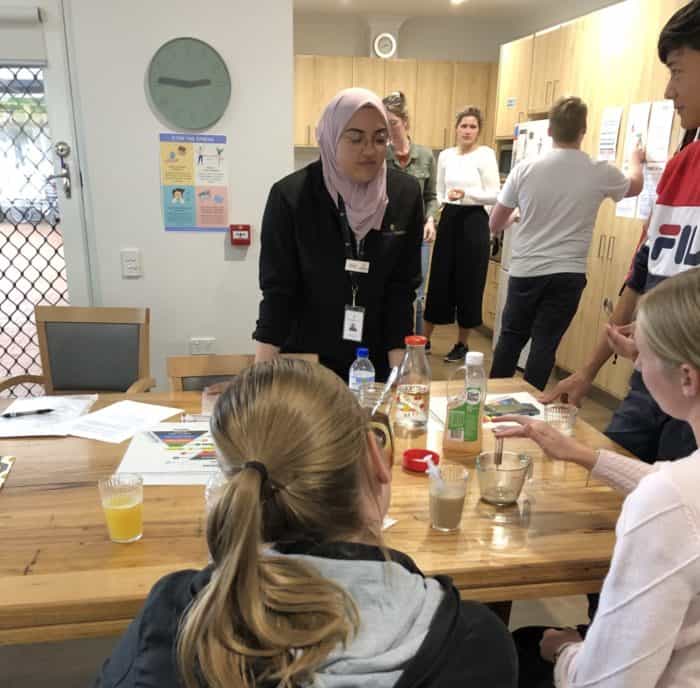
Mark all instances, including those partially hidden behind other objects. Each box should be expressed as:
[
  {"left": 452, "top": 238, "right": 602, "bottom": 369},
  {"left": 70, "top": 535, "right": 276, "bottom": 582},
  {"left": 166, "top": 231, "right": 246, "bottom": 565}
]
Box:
[
  {"left": 636, "top": 99, "right": 675, "bottom": 220},
  {"left": 159, "top": 133, "right": 228, "bottom": 232},
  {"left": 616, "top": 102, "right": 651, "bottom": 219},
  {"left": 597, "top": 106, "right": 623, "bottom": 161}
]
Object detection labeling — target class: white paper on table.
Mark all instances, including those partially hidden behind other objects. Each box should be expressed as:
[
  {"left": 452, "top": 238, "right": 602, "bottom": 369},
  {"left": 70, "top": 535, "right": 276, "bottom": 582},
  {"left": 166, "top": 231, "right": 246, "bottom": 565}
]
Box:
[
  {"left": 117, "top": 422, "right": 219, "bottom": 485},
  {"left": 431, "top": 391, "right": 543, "bottom": 430},
  {"left": 598, "top": 106, "right": 623, "bottom": 161},
  {"left": 483, "top": 392, "right": 545, "bottom": 429},
  {"left": 67, "top": 400, "right": 183, "bottom": 444},
  {"left": 382, "top": 516, "right": 398, "bottom": 531},
  {"left": 646, "top": 99, "right": 675, "bottom": 163},
  {"left": 0, "top": 395, "right": 97, "bottom": 438}
]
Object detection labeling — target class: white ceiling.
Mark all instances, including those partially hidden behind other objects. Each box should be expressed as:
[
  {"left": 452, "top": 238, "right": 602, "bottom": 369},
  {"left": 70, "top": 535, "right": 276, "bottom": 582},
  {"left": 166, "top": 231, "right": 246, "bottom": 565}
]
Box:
[{"left": 294, "top": 0, "right": 564, "bottom": 20}]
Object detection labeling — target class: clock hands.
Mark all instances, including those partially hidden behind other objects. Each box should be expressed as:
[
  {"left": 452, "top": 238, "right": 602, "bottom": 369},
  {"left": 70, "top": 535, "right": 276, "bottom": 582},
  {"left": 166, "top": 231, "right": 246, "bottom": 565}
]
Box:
[{"left": 157, "top": 77, "right": 212, "bottom": 88}]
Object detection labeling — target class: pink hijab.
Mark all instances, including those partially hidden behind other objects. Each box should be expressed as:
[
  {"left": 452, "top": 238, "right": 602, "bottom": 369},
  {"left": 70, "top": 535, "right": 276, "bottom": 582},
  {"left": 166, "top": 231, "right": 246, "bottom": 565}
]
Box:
[{"left": 316, "top": 88, "right": 389, "bottom": 241}]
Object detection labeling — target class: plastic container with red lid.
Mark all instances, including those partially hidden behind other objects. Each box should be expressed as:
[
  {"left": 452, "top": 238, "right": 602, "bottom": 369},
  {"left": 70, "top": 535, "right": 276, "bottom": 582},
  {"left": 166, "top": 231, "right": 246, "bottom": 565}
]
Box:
[
  {"left": 402, "top": 448, "right": 440, "bottom": 473},
  {"left": 404, "top": 335, "right": 428, "bottom": 347}
]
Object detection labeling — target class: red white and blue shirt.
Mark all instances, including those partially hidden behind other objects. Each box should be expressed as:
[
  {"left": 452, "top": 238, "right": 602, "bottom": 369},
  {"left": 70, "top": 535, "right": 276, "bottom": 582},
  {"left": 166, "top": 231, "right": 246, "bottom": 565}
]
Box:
[{"left": 628, "top": 137, "right": 700, "bottom": 293}]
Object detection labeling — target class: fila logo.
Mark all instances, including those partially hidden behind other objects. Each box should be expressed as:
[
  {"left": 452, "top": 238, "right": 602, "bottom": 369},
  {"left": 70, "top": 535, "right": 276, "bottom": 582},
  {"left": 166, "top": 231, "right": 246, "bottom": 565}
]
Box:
[{"left": 651, "top": 224, "right": 700, "bottom": 266}]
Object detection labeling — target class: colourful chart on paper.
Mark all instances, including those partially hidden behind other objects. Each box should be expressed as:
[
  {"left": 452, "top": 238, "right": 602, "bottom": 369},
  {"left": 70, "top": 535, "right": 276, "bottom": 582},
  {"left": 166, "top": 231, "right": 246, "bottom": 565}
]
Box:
[
  {"left": 151, "top": 429, "right": 207, "bottom": 450},
  {"left": 160, "top": 133, "right": 228, "bottom": 232}
]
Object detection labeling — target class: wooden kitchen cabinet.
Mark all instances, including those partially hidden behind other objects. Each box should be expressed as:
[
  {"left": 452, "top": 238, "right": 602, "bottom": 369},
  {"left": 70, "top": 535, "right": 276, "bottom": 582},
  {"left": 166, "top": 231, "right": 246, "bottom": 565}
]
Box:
[
  {"left": 413, "top": 61, "right": 455, "bottom": 149},
  {"left": 482, "top": 260, "right": 500, "bottom": 331},
  {"left": 384, "top": 58, "right": 418, "bottom": 119},
  {"left": 294, "top": 55, "right": 316, "bottom": 146},
  {"left": 528, "top": 27, "right": 564, "bottom": 114},
  {"left": 494, "top": 35, "right": 534, "bottom": 139},
  {"left": 352, "top": 57, "right": 385, "bottom": 95},
  {"left": 452, "top": 61, "right": 492, "bottom": 144}
]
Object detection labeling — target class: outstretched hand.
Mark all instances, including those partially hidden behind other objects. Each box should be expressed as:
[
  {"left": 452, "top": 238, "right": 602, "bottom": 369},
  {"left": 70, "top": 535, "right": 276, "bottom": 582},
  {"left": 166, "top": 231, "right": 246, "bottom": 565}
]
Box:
[{"left": 493, "top": 416, "right": 598, "bottom": 468}]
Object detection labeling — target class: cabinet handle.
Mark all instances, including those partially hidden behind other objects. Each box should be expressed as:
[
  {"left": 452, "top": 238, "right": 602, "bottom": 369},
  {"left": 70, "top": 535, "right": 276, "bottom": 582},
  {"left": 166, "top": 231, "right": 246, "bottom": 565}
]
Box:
[
  {"left": 544, "top": 81, "right": 552, "bottom": 105},
  {"left": 443, "top": 128, "right": 447, "bottom": 148},
  {"left": 597, "top": 234, "right": 606, "bottom": 259},
  {"left": 552, "top": 80, "right": 559, "bottom": 103},
  {"left": 602, "top": 297, "right": 614, "bottom": 317},
  {"left": 606, "top": 235, "right": 615, "bottom": 261},
  {"left": 307, "top": 125, "right": 311, "bottom": 145}
]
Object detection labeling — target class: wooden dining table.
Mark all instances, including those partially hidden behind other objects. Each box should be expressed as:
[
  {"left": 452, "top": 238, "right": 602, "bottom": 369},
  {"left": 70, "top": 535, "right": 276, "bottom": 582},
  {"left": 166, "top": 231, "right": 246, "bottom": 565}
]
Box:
[{"left": 0, "top": 378, "right": 630, "bottom": 646}]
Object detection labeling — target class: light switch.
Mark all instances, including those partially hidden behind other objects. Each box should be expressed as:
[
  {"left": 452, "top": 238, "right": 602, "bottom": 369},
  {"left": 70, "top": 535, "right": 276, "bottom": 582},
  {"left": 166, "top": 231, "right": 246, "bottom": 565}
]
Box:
[{"left": 120, "top": 248, "right": 142, "bottom": 278}]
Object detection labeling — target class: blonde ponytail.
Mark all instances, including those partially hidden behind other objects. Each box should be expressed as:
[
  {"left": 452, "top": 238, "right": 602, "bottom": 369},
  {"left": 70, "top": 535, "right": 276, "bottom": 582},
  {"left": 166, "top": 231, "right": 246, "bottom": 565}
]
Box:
[{"left": 177, "top": 359, "right": 368, "bottom": 687}]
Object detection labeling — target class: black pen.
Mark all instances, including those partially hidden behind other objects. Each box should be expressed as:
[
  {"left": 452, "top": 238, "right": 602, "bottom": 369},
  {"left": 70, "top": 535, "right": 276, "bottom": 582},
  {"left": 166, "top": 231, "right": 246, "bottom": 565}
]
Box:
[{"left": 1, "top": 408, "right": 54, "bottom": 419}]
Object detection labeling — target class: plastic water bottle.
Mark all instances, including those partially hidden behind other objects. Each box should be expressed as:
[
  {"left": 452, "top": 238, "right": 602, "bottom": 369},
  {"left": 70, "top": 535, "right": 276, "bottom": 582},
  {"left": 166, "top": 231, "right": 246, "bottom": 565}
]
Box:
[
  {"left": 395, "top": 335, "right": 431, "bottom": 433},
  {"left": 349, "top": 347, "right": 375, "bottom": 395},
  {"left": 444, "top": 351, "right": 486, "bottom": 455}
]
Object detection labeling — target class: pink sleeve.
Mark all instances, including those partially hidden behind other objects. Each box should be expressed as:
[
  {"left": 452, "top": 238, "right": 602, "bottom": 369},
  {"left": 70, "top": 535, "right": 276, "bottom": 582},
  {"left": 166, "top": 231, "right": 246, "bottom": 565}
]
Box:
[{"left": 591, "top": 450, "right": 656, "bottom": 494}]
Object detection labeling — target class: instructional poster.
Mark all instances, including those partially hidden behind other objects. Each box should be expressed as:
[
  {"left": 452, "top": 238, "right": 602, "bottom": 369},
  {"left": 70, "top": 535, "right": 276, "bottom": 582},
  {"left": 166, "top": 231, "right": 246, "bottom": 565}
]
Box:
[
  {"left": 616, "top": 102, "right": 651, "bottom": 218},
  {"left": 159, "top": 133, "right": 228, "bottom": 232},
  {"left": 598, "top": 106, "right": 623, "bottom": 161}
]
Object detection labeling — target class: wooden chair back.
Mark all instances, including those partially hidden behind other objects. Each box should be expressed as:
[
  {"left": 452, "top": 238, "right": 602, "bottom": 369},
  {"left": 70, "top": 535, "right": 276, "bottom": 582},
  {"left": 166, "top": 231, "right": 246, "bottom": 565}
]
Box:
[{"left": 166, "top": 353, "right": 319, "bottom": 392}]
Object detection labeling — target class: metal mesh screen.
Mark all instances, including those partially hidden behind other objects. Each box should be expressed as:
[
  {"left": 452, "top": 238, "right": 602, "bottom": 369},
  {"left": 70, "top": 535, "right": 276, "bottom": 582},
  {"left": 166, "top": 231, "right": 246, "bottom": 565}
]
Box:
[{"left": 0, "top": 66, "right": 69, "bottom": 398}]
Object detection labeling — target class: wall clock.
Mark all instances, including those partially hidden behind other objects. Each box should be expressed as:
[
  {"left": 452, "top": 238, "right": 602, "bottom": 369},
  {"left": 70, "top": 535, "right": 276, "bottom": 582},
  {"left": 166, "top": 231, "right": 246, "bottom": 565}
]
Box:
[
  {"left": 373, "top": 32, "right": 398, "bottom": 59},
  {"left": 147, "top": 37, "right": 231, "bottom": 131}
]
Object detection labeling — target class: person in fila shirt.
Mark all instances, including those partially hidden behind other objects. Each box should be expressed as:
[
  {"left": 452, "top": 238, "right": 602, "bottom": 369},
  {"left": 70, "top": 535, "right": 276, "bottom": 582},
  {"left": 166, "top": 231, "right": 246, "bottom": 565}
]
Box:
[{"left": 544, "top": 0, "right": 700, "bottom": 468}]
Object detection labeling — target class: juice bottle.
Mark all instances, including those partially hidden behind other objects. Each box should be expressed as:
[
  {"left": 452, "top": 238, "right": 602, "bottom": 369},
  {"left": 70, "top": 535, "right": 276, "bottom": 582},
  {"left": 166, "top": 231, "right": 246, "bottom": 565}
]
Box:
[
  {"left": 395, "top": 335, "right": 431, "bottom": 433},
  {"left": 443, "top": 351, "right": 486, "bottom": 456}
]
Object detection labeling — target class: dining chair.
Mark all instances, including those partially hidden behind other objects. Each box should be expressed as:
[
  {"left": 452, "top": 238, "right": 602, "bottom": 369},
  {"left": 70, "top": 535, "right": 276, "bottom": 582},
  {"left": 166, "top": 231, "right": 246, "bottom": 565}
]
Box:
[
  {"left": 0, "top": 306, "right": 155, "bottom": 395},
  {"left": 166, "top": 353, "right": 319, "bottom": 392}
]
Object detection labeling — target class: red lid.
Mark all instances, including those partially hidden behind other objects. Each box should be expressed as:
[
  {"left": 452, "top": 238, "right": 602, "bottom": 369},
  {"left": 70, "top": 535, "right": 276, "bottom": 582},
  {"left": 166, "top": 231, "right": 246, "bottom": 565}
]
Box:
[
  {"left": 405, "top": 335, "right": 428, "bottom": 347},
  {"left": 402, "top": 448, "right": 440, "bottom": 473}
]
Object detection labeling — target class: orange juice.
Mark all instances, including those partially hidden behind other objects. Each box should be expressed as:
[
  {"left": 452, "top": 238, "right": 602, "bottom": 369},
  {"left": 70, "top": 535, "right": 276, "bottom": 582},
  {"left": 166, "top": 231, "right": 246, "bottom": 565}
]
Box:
[{"left": 102, "top": 494, "right": 143, "bottom": 543}]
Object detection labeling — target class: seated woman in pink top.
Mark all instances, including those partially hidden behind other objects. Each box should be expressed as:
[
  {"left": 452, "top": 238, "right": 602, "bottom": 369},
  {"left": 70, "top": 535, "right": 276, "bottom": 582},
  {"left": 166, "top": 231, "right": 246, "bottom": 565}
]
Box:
[{"left": 495, "top": 266, "right": 700, "bottom": 688}]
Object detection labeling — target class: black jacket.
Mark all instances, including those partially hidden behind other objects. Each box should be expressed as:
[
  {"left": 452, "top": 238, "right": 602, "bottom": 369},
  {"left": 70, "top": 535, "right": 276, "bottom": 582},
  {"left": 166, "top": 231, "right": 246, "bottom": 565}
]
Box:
[
  {"left": 253, "top": 161, "right": 423, "bottom": 381},
  {"left": 94, "top": 542, "right": 517, "bottom": 688}
]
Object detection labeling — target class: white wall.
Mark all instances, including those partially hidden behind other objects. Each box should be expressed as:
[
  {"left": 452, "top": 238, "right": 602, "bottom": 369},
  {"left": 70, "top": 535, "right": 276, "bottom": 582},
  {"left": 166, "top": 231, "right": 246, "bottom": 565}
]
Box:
[{"left": 65, "top": 0, "right": 294, "bottom": 389}]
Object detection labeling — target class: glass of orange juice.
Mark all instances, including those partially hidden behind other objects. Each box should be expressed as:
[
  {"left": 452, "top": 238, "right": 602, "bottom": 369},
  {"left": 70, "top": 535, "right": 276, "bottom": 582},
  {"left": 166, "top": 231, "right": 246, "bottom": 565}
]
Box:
[{"left": 98, "top": 473, "right": 144, "bottom": 543}]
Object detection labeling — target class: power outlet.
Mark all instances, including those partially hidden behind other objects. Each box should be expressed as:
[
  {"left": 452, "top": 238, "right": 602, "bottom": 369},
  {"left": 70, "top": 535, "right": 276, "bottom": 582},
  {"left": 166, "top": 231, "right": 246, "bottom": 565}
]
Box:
[
  {"left": 189, "top": 337, "right": 216, "bottom": 355},
  {"left": 120, "top": 248, "right": 142, "bottom": 278}
]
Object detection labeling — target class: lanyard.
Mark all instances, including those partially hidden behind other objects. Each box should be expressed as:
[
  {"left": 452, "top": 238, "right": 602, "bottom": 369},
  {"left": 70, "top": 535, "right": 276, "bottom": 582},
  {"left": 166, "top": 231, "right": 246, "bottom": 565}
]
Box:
[{"left": 338, "top": 197, "right": 365, "bottom": 306}]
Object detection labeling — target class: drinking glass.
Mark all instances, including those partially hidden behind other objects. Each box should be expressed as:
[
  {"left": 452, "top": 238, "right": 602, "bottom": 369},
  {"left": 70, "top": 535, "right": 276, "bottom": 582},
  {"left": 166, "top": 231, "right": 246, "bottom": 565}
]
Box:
[{"left": 98, "top": 473, "right": 143, "bottom": 543}]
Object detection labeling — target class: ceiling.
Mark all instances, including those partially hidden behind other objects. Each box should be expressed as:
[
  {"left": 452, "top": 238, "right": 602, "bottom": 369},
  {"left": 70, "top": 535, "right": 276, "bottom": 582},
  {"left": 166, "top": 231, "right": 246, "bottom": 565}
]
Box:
[{"left": 294, "top": 0, "right": 564, "bottom": 20}]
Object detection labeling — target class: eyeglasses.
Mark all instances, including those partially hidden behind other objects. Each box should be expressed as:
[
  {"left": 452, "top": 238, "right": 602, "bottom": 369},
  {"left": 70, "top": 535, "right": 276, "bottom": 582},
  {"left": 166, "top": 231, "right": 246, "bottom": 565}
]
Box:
[
  {"left": 340, "top": 130, "right": 390, "bottom": 149},
  {"left": 369, "top": 411, "right": 394, "bottom": 467}
]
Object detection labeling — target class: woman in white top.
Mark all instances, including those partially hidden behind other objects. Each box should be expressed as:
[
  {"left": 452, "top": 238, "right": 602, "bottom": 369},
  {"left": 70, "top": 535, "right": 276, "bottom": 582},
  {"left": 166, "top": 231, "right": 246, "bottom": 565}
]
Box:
[
  {"left": 495, "top": 266, "right": 700, "bottom": 687},
  {"left": 423, "top": 106, "right": 500, "bottom": 362}
]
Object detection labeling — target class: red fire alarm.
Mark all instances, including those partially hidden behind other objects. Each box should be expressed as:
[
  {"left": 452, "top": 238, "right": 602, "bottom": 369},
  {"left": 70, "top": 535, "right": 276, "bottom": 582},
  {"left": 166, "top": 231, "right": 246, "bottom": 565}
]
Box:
[{"left": 230, "top": 224, "right": 252, "bottom": 246}]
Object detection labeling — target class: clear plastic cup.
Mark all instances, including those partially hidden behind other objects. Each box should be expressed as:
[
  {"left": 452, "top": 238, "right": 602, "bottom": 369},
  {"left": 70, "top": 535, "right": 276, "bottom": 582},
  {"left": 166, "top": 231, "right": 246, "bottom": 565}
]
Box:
[
  {"left": 544, "top": 403, "right": 578, "bottom": 436},
  {"left": 98, "top": 473, "right": 143, "bottom": 543},
  {"left": 476, "top": 451, "right": 532, "bottom": 506},
  {"left": 429, "top": 464, "right": 469, "bottom": 532}
]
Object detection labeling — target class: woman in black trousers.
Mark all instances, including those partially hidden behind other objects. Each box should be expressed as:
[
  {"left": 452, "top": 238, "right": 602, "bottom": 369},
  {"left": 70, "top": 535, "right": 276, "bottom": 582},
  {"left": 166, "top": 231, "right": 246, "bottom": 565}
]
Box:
[{"left": 424, "top": 107, "right": 500, "bottom": 362}]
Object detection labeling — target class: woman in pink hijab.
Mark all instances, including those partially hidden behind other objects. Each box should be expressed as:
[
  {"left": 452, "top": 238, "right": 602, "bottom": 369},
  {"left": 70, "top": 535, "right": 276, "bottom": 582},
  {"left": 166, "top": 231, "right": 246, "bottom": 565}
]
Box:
[{"left": 254, "top": 88, "right": 424, "bottom": 383}]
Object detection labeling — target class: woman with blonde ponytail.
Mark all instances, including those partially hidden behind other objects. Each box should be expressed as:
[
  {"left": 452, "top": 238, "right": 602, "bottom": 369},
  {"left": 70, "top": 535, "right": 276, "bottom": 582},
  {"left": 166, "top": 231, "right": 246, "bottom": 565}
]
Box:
[
  {"left": 495, "top": 267, "right": 700, "bottom": 687},
  {"left": 95, "top": 359, "right": 516, "bottom": 688}
]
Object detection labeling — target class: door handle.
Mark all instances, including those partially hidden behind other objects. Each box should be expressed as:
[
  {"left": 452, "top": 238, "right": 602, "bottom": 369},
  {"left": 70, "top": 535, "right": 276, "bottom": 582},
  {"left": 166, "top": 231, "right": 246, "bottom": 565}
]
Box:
[
  {"left": 602, "top": 297, "right": 614, "bottom": 317},
  {"left": 47, "top": 141, "right": 72, "bottom": 199},
  {"left": 597, "top": 234, "right": 606, "bottom": 259},
  {"left": 606, "top": 235, "right": 615, "bottom": 261}
]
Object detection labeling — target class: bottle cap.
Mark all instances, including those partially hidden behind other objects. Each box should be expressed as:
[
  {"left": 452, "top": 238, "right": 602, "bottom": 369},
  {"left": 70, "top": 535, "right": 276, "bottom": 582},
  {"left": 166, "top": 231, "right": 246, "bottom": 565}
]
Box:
[
  {"left": 405, "top": 335, "right": 428, "bottom": 347},
  {"left": 466, "top": 351, "right": 484, "bottom": 366},
  {"left": 402, "top": 448, "right": 440, "bottom": 473},
  {"left": 356, "top": 347, "right": 369, "bottom": 358}
]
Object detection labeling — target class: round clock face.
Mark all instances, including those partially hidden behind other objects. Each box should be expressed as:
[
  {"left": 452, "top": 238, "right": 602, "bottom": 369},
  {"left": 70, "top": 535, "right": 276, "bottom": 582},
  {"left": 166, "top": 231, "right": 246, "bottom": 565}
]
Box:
[
  {"left": 147, "top": 37, "right": 231, "bottom": 131},
  {"left": 373, "top": 33, "right": 397, "bottom": 59}
]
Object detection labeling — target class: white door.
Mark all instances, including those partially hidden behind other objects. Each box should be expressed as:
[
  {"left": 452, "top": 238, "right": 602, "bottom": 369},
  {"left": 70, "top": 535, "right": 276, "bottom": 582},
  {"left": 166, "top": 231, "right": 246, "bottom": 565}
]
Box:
[{"left": 0, "top": 0, "right": 92, "bottom": 393}]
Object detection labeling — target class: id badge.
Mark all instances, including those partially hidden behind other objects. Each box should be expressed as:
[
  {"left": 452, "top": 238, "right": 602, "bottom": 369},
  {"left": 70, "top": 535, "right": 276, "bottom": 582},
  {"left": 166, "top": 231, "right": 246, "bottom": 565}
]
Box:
[
  {"left": 345, "top": 259, "right": 370, "bottom": 274},
  {"left": 343, "top": 305, "right": 365, "bottom": 342}
]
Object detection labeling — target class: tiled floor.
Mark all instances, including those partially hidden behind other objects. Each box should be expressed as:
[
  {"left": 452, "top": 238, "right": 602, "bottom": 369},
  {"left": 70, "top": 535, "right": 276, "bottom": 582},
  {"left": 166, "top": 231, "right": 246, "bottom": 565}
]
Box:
[{"left": 2, "top": 326, "right": 620, "bottom": 686}]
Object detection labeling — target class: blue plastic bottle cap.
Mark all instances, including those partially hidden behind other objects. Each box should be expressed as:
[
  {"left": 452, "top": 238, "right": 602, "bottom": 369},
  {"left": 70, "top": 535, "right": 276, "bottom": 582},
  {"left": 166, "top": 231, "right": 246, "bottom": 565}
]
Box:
[{"left": 356, "top": 347, "right": 369, "bottom": 357}]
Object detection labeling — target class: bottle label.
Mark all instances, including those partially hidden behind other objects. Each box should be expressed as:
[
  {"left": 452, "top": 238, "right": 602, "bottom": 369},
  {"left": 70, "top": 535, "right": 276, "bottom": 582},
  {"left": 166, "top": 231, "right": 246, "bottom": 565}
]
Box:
[
  {"left": 447, "top": 386, "right": 482, "bottom": 442},
  {"left": 349, "top": 370, "right": 374, "bottom": 392}
]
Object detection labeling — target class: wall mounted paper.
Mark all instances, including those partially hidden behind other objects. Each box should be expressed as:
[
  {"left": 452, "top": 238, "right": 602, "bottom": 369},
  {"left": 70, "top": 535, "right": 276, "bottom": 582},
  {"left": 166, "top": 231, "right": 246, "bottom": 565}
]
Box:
[{"left": 160, "top": 133, "right": 228, "bottom": 232}]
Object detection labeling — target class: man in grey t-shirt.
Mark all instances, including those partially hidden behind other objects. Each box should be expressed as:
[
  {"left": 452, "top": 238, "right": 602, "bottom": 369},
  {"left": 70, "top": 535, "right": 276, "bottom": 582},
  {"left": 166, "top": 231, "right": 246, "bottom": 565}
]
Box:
[{"left": 488, "top": 96, "right": 644, "bottom": 390}]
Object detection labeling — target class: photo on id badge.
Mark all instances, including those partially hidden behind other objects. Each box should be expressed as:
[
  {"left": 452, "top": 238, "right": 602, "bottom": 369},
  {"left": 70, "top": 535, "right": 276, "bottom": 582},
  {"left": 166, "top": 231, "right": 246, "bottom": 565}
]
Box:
[{"left": 344, "top": 305, "right": 365, "bottom": 342}]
